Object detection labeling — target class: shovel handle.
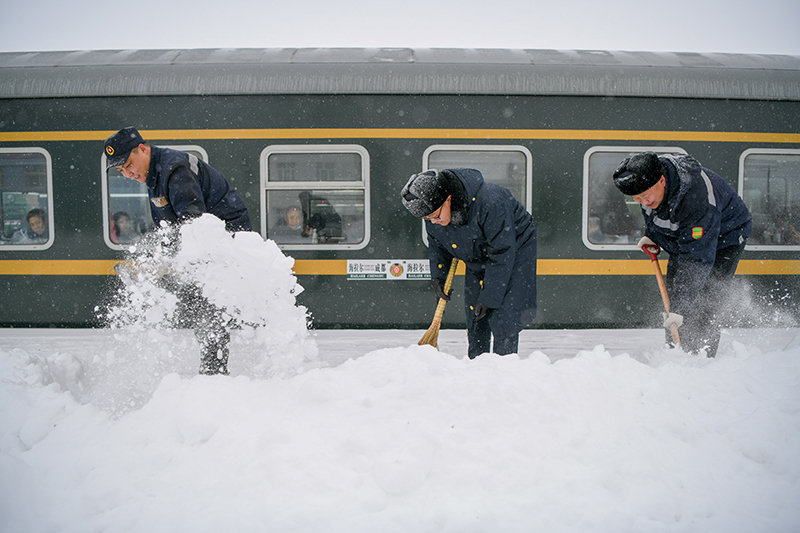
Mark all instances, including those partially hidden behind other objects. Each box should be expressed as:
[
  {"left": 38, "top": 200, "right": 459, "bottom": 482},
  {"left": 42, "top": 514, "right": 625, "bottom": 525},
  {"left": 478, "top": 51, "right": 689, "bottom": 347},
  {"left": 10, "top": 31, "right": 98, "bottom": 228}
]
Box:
[
  {"left": 641, "top": 243, "right": 682, "bottom": 346},
  {"left": 642, "top": 243, "right": 661, "bottom": 261}
]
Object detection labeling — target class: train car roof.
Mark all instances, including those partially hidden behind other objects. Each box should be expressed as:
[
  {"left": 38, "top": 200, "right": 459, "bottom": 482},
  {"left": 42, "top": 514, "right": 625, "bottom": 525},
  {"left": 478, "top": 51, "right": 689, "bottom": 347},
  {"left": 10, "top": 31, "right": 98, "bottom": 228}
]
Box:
[{"left": 1, "top": 47, "right": 799, "bottom": 100}]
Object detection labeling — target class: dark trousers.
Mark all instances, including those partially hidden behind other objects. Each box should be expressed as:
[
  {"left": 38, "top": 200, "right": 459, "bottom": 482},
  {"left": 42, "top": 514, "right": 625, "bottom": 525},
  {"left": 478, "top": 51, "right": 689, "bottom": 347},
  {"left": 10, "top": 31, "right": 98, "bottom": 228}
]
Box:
[
  {"left": 467, "top": 318, "right": 519, "bottom": 359},
  {"left": 463, "top": 262, "right": 536, "bottom": 360},
  {"left": 168, "top": 280, "right": 231, "bottom": 375},
  {"left": 665, "top": 243, "right": 746, "bottom": 357}
]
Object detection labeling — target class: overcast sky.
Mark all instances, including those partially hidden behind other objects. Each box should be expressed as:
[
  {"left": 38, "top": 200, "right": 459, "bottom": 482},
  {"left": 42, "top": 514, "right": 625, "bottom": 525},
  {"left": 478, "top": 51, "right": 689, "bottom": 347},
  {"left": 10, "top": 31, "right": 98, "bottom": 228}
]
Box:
[{"left": 1, "top": 0, "right": 799, "bottom": 55}]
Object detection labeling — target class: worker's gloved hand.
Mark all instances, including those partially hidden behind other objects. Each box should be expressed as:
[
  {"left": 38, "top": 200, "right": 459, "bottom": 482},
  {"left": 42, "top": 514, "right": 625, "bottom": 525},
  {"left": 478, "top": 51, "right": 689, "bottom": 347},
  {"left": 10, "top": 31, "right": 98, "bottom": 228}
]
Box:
[
  {"left": 473, "top": 302, "right": 490, "bottom": 321},
  {"left": 662, "top": 312, "right": 684, "bottom": 328},
  {"left": 637, "top": 236, "right": 658, "bottom": 252},
  {"left": 431, "top": 278, "right": 451, "bottom": 301}
]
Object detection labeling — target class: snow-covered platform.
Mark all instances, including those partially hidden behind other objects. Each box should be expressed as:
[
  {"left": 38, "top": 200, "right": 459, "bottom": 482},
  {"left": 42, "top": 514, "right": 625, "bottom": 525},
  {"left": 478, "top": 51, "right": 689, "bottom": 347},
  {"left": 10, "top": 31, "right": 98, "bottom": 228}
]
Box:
[{"left": 2, "top": 327, "right": 799, "bottom": 532}]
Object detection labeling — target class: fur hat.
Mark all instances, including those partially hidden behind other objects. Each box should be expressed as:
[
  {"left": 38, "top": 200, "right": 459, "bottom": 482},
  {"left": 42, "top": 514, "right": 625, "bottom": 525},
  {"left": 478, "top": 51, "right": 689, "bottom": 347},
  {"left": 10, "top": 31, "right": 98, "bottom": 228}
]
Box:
[
  {"left": 401, "top": 170, "right": 450, "bottom": 218},
  {"left": 612, "top": 151, "right": 664, "bottom": 196}
]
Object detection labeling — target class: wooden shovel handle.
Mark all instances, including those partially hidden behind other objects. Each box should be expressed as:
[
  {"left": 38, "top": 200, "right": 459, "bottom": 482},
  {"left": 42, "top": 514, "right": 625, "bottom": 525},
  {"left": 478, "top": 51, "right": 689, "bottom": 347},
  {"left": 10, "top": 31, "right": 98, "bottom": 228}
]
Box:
[{"left": 643, "top": 244, "right": 681, "bottom": 346}]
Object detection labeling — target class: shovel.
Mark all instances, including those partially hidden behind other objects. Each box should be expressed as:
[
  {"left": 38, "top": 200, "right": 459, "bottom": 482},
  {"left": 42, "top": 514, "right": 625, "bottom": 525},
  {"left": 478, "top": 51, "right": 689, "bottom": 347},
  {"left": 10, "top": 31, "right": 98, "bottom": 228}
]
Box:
[
  {"left": 418, "top": 259, "right": 459, "bottom": 348},
  {"left": 641, "top": 243, "right": 681, "bottom": 347}
]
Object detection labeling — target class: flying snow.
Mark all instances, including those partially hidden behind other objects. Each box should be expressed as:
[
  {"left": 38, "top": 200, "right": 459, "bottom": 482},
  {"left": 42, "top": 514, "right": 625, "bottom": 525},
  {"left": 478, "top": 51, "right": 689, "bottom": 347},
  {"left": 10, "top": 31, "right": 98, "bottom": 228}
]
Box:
[
  {"left": 91, "top": 214, "right": 319, "bottom": 413},
  {"left": 1, "top": 214, "right": 799, "bottom": 532}
]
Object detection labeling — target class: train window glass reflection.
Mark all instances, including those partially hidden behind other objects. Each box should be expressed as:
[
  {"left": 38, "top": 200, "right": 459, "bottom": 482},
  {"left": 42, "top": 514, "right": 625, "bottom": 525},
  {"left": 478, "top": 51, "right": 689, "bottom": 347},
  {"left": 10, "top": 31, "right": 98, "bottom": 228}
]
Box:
[
  {"left": 0, "top": 148, "right": 54, "bottom": 250},
  {"left": 423, "top": 146, "right": 531, "bottom": 209},
  {"left": 101, "top": 146, "right": 208, "bottom": 248},
  {"left": 583, "top": 147, "right": 686, "bottom": 250},
  {"left": 261, "top": 145, "right": 369, "bottom": 250},
  {"left": 739, "top": 149, "right": 800, "bottom": 249}
]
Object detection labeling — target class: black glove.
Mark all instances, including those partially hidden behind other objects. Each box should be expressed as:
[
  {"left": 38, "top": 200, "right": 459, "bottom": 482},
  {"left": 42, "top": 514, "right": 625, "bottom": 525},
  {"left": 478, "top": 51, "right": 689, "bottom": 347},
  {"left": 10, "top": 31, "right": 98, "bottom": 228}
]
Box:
[
  {"left": 473, "top": 302, "right": 490, "bottom": 321},
  {"left": 430, "top": 278, "right": 451, "bottom": 301}
]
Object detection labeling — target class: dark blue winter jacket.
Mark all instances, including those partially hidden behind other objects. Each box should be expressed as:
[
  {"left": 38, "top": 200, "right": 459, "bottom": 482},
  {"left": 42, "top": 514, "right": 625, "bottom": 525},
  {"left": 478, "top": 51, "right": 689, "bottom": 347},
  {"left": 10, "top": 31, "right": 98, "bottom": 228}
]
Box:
[
  {"left": 643, "top": 154, "right": 751, "bottom": 315},
  {"left": 426, "top": 168, "right": 537, "bottom": 310},
  {"left": 146, "top": 146, "right": 251, "bottom": 232}
]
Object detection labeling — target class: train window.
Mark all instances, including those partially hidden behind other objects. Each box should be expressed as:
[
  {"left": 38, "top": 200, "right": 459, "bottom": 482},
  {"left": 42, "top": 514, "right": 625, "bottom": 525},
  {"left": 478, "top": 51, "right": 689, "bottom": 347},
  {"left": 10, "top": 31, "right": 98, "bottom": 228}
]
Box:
[
  {"left": 740, "top": 149, "right": 800, "bottom": 250},
  {"left": 583, "top": 147, "right": 686, "bottom": 250},
  {"left": 261, "top": 145, "right": 369, "bottom": 250},
  {"left": 0, "top": 148, "right": 54, "bottom": 251},
  {"left": 420, "top": 145, "right": 532, "bottom": 246},
  {"left": 101, "top": 145, "right": 209, "bottom": 249},
  {"left": 423, "top": 146, "right": 532, "bottom": 209}
]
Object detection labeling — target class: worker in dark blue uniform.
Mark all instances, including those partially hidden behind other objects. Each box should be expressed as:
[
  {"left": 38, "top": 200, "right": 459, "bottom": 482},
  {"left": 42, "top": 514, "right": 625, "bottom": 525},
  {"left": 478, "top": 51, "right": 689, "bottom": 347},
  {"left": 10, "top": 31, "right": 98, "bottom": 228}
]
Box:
[
  {"left": 401, "top": 169, "right": 537, "bottom": 359},
  {"left": 612, "top": 151, "right": 752, "bottom": 357},
  {"left": 104, "top": 127, "right": 252, "bottom": 374},
  {"left": 105, "top": 127, "right": 250, "bottom": 232}
]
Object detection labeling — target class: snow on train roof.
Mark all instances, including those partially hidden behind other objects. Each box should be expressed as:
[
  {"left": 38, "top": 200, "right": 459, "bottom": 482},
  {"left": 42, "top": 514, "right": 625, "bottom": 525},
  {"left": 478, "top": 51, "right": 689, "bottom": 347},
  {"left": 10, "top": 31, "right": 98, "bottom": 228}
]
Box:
[{"left": 1, "top": 48, "right": 799, "bottom": 100}]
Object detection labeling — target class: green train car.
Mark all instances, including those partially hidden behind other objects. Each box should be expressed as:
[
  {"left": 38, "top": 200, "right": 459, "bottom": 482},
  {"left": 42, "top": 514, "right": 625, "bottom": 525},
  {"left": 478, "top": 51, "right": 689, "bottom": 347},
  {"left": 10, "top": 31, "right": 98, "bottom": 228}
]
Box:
[{"left": 1, "top": 48, "right": 798, "bottom": 328}]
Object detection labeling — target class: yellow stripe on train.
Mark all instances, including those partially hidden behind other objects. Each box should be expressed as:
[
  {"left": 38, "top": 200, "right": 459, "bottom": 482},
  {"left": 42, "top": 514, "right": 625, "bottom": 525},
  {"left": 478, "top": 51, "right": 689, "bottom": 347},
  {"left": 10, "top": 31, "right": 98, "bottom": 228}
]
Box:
[
  {"left": 0, "top": 259, "right": 797, "bottom": 276},
  {"left": 2, "top": 128, "right": 800, "bottom": 143}
]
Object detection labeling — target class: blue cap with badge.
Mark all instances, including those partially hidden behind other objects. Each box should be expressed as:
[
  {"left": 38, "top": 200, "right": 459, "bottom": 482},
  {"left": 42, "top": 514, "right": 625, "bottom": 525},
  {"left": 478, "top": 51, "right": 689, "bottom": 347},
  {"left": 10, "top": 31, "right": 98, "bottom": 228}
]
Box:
[{"left": 104, "top": 127, "right": 145, "bottom": 169}]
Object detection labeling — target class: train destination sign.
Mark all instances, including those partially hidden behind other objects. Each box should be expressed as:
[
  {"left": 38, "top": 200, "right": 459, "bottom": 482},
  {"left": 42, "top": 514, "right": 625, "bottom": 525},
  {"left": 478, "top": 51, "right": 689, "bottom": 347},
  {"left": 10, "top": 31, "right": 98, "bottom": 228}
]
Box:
[{"left": 347, "top": 260, "right": 430, "bottom": 280}]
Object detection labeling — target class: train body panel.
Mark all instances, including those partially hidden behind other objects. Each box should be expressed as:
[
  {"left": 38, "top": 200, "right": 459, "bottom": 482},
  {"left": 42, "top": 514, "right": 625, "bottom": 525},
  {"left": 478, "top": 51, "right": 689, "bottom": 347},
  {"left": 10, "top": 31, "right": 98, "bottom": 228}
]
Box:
[{"left": 1, "top": 49, "right": 799, "bottom": 328}]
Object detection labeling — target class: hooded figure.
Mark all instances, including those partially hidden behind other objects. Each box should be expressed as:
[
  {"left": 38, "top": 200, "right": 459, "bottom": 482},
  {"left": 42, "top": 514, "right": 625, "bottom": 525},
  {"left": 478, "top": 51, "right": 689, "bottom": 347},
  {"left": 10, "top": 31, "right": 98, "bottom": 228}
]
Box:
[{"left": 402, "top": 168, "right": 537, "bottom": 359}]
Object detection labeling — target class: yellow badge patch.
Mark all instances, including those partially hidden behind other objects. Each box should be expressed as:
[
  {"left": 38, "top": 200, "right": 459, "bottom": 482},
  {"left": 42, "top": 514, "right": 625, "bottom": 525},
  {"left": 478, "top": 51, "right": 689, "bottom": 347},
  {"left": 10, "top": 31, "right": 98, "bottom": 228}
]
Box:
[
  {"left": 106, "top": 145, "right": 115, "bottom": 156},
  {"left": 692, "top": 226, "right": 704, "bottom": 239}
]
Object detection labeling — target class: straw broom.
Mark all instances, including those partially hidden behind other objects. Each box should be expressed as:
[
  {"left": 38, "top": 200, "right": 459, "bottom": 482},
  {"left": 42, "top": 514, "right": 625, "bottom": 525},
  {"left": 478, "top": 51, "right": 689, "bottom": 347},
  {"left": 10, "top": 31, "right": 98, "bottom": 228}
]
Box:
[{"left": 418, "top": 259, "right": 459, "bottom": 348}]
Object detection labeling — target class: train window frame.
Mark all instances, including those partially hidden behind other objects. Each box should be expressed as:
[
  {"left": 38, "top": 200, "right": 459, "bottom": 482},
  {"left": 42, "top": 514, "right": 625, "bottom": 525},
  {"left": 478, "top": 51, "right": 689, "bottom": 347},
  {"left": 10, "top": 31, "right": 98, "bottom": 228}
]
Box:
[
  {"left": 0, "top": 147, "right": 55, "bottom": 251},
  {"left": 583, "top": 146, "right": 687, "bottom": 251},
  {"left": 739, "top": 148, "right": 800, "bottom": 251},
  {"left": 420, "top": 145, "right": 533, "bottom": 245},
  {"left": 260, "top": 144, "right": 370, "bottom": 251},
  {"left": 101, "top": 145, "right": 209, "bottom": 250}
]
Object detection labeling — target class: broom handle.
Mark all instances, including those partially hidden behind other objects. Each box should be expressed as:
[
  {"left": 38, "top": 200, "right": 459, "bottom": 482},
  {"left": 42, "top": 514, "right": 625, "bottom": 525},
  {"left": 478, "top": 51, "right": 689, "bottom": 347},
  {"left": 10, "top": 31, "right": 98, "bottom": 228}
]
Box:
[
  {"left": 443, "top": 258, "right": 458, "bottom": 294},
  {"left": 431, "top": 259, "right": 459, "bottom": 326}
]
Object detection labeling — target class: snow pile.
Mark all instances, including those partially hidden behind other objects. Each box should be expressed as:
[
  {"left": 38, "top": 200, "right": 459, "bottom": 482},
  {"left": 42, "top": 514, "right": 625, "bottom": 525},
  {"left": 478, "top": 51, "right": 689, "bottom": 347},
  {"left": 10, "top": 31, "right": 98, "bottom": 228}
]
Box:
[
  {"left": 1, "top": 213, "right": 798, "bottom": 531},
  {"left": 1, "top": 331, "right": 799, "bottom": 532},
  {"left": 92, "top": 214, "right": 318, "bottom": 414}
]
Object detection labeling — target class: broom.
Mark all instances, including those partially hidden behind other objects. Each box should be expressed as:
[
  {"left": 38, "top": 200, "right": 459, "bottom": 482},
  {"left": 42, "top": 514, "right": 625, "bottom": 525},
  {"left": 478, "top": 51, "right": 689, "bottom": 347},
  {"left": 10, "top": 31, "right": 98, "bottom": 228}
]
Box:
[{"left": 418, "top": 259, "right": 459, "bottom": 348}]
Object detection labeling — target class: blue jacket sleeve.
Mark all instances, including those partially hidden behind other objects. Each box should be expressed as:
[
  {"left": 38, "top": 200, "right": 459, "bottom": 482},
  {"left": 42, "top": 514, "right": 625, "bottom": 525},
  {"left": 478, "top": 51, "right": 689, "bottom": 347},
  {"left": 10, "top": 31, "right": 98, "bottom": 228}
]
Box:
[{"left": 167, "top": 167, "right": 207, "bottom": 222}]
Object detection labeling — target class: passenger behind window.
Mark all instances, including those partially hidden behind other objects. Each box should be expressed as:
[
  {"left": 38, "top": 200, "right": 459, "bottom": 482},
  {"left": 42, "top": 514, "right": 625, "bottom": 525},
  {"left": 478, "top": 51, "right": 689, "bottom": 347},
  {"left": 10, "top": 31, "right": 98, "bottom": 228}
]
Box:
[
  {"left": 774, "top": 209, "right": 800, "bottom": 245},
  {"left": 111, "top": 211, "right": 138, "bottom": 244},
  {"left": 299, "top": 191, "right": 344, "bottom": 244},
  {"left": 588, "top": 215, "right": 614, "bottom": 243},
  {"left": 11, "top": 208, "right": 48, "bottom": 244},
  {"left": 270, "top": 205, "right": 307, "bottom": 243},
  {"left": 270, "top": 193, "right": 347, "bottom": 245}
]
